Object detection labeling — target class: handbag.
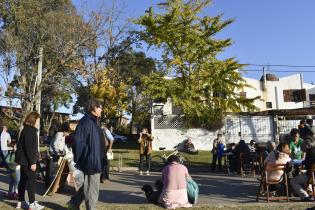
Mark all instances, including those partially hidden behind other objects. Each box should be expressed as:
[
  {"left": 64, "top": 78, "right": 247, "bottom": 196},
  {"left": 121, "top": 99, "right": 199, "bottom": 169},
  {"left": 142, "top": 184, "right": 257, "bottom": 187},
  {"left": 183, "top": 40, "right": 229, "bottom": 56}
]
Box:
[
  {"left": 186, "top": 178, "right": 199, "bottom": 204},
  {"left": 107, "top": 152, "right": 114, "bottom": 160}
]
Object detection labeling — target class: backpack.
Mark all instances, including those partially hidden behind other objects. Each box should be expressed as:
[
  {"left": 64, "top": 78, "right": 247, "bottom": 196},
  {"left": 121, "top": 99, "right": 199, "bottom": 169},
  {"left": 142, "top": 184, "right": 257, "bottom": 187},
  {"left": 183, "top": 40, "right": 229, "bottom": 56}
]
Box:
[{"left": 186, "top": 178, "right": 199, "bottom": 204}]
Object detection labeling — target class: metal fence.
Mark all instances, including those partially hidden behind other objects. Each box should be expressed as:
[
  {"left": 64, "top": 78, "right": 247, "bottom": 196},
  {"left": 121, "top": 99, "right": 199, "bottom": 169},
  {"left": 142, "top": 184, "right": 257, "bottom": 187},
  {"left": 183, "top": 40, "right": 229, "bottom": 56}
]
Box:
[{"left": 153, "top": 114, "right": 302, "bottom": 143}]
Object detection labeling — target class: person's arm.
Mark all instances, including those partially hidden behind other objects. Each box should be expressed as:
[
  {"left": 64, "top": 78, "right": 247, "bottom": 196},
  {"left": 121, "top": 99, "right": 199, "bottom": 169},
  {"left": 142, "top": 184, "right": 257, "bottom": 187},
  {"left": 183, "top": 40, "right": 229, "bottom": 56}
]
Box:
[
  {"left": 138, "top": 133, "right": 142, "bottom": 143},
  {"left": 7, "top": 133, "right": 11, "bottom": 144},
  {"left": 24, "top": 130, "right": 38, "bottom": 168},
  {"left": 184, "top": 166, "right": 191, "bottom": 179},
  {"left": 74, "top": 120, "right": 88, "bottom": 164},
  {"left": 105, "top": 129, "right": 114, "bottom": 152}
]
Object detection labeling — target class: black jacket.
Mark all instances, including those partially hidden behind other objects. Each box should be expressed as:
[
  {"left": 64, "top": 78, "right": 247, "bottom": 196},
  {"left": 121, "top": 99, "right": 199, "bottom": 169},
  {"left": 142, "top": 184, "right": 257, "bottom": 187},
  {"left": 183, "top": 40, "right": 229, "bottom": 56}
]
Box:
[
  {"left": 74, "top": 113, "right": 105, "bottom": 174},
  {"left": 304, "top": 147, "right": 315, "bottom": 174},
  {"left": 15, "top": 124, "right": 38, "bottom": 167}
]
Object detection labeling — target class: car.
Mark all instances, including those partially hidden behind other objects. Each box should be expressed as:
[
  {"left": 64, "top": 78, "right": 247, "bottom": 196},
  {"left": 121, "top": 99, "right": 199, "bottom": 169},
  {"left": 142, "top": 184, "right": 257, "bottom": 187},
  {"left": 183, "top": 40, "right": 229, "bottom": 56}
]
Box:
[{"left": 112, "top": 133, "right": 127, "bottom": 142}]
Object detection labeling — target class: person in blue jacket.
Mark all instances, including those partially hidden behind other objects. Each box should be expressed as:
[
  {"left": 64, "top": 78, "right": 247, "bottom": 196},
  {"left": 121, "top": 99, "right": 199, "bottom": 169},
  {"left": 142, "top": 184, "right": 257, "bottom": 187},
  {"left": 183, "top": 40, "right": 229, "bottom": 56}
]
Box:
[{"left": 68, "top": 97, "right": 105, "bottom": 210}]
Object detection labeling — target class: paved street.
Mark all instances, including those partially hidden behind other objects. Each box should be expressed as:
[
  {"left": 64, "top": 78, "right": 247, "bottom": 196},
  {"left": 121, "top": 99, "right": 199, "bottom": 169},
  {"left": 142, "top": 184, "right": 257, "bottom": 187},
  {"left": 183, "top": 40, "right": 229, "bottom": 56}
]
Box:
[{"left": 0, "top": 169, "right": 312, "bottom": 209}]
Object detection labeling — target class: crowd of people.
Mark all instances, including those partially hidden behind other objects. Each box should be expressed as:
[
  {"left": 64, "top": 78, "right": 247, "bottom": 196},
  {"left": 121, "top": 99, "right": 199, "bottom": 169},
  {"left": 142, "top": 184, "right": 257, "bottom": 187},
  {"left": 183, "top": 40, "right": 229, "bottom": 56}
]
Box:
[{"left": 2, "top": 98, "right": 315, "bottom": 209}]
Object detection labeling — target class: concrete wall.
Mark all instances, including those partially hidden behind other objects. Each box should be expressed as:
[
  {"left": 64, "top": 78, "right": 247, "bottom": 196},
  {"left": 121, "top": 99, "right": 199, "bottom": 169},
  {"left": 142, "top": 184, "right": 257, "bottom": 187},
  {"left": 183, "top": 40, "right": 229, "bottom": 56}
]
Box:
[{"left": 151, "top": 115, "right": 275, "bottom": 151}]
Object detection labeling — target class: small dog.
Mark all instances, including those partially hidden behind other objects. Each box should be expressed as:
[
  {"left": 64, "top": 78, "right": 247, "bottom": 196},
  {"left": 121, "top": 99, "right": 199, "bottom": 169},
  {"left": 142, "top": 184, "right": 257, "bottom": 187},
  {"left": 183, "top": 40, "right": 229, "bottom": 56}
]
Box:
[{"left": 141, "top": 180, "right": 163, "bottom": 204}]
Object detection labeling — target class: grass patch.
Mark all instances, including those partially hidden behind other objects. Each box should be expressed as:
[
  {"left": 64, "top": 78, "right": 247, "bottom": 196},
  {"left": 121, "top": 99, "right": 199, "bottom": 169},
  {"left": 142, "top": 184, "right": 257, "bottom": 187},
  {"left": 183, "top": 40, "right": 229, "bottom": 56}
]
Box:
[
  {"left": 111, "top": 140, "right": 212, "bottom": 170},
  {"left": 40, "top": 139, "right": 213, "bottom": 170}
]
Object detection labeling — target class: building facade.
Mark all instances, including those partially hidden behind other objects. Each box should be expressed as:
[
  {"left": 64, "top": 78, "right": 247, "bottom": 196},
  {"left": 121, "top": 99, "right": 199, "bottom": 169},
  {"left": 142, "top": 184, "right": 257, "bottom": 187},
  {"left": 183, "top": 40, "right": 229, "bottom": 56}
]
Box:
[{"left": 242, "top": 73, "right": 315, "bottom": 111}]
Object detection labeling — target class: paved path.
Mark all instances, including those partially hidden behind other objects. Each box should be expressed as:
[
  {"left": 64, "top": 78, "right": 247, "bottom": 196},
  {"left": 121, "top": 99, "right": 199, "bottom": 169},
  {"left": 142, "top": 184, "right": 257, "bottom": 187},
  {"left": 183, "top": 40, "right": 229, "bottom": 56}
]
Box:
[{"left": 0, "top": 168, "right": 306, "bottom": 209}]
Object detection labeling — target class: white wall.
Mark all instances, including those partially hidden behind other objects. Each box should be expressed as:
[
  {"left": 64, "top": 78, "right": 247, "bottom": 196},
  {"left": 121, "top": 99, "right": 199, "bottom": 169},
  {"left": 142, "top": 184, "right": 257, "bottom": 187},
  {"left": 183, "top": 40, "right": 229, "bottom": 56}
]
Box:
[
  {"left": 243, "top": 74, "right": 315, "bottom": 111},
  {"left": 151, "top": 115, "right": 275, "bottom": 151}
]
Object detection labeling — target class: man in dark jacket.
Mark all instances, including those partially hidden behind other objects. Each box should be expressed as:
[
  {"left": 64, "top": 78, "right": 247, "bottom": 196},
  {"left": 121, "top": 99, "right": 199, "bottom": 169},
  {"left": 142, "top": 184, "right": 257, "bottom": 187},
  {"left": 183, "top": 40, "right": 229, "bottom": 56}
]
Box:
[{"left": 68, "top": 97, "right": 105, "bottom": 210}]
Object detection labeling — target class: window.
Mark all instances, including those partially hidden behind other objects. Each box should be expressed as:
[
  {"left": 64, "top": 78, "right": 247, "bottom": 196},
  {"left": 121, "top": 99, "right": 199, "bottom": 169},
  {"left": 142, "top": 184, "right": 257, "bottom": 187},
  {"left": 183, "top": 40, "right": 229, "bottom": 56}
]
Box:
[
  {"left": 310, "top": 94, "right": 315, "bottom": 102},
  {"left": 283, "top": 89, "right": 306, "bottom": 102},
  {"left": 240, "top": 91, "right": 247, "bottom": 98},
  {"left": 266, "top": 102, "right": 272, "bottom": 108}
]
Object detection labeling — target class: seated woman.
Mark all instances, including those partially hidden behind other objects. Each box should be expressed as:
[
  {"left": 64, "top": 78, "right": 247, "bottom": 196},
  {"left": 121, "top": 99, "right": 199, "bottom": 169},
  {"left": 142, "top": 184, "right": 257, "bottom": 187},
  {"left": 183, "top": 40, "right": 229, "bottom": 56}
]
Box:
[
  {"left": 159, "top": 155, "right": 192, "bottom": 209},
  {"left": 184, "top": 138, "right": 198, "bottom": 154},
  {"left": 264, "top": 143, "right": 291, "bottom": 181}
]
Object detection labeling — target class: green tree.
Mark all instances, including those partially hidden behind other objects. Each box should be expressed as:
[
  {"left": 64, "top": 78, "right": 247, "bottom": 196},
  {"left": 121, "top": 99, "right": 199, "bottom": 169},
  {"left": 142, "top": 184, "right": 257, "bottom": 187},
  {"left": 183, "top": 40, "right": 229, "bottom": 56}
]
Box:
[
  {"left": 0, "top": 0, "right": 97, "bottom": 129},
  {"left": 112, "top": 45, "right": 156, "bottom": 131},
  {"left": 135, "top": 0, "right": 258, "bottom": 129}
]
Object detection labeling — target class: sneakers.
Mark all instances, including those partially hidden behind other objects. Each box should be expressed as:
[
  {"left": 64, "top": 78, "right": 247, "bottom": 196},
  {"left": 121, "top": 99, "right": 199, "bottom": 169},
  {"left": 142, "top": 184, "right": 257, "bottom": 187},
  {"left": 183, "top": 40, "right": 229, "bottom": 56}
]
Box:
[
  {"left": 139, "top": 171, "right": 143, "bottom": 175},
  {"left": 28, "top": 201, "right": 44, "bottom": 210},
  {"left": 146, "top": 171, "right": 150, "bottom": 175},
  {"left": 16, "top": 201, "right": 29, "bottom": 209},
  {"left": 301, "top": 196, "right": 315, "bottom": 202}
]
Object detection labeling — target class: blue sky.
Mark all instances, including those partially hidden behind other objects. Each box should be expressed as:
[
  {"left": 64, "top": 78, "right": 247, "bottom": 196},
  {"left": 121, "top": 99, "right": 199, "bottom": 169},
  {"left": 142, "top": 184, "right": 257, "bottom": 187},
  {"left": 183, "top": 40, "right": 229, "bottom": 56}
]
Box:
[{"left": 73, "top": 0, "right": 315, "bottom": 83}]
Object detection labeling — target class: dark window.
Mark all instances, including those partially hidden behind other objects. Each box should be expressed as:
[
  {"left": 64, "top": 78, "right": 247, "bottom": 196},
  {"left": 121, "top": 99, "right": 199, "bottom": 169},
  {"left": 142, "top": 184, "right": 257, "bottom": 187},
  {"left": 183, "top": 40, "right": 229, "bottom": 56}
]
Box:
[
  {"left": 266, "top": 102, "right": 272, "bottom": 108},
  {"left": 283, "top": 89, "right": 306, "bottom": 102},
  {"left": 310, "top": 94, "right": 315, "bottom": 102}
]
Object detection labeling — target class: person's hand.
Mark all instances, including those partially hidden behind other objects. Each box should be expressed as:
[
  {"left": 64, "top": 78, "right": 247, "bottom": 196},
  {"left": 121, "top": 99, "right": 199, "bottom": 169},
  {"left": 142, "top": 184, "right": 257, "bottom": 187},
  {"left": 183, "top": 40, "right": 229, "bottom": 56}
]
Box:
[{"left": 30, "top": 164, "right": 37, "bottom": 172}]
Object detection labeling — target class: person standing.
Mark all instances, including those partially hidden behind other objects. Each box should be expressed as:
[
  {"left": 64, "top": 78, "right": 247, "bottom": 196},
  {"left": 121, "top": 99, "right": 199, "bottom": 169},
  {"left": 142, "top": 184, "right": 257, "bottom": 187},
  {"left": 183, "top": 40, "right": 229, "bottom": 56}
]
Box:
[
  {"left": 138, "top": 128, "right": 153, "bottom": 175},
  {"left": 100, "top": 122, "right": 114, "bottom": 183},
  {"left": 1, "top": 125, "right": 11, "bottom": 159},
  {"left": 211, "top": 133, "right": 225, "bottom": 172},
  {"left": 68, "top": 97, "right": 104, "bottom": 210},
  {"left": 0, "top": 125, "right": 10, "bottom": 170},
  {"left": 15, "top": 112, "right": 44, "bottom": 210}
]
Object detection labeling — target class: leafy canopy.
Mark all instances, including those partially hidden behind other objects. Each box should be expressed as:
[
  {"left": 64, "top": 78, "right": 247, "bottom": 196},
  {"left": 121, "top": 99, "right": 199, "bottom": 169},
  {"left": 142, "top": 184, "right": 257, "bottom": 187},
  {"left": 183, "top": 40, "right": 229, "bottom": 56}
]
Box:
[{"left": 135, "top": 0, "right": 257, "bottom": 129}]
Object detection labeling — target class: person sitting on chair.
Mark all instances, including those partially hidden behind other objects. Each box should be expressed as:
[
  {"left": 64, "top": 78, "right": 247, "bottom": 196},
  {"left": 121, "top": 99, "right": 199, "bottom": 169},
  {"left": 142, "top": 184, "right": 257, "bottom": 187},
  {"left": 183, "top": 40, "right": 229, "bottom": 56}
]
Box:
[
  {"left": 290, "top": 137, "right": 315, "bottom": 202},
  {"left": 184, "top": 138, "right": 198, "bottom": 154}
]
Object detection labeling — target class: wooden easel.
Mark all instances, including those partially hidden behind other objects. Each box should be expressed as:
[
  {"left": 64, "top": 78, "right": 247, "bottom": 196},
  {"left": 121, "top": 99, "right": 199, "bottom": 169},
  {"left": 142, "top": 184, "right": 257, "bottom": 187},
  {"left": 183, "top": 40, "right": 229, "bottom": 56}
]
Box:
[{"left": 44, "top": 157, "right": 77, "bottom": 196}]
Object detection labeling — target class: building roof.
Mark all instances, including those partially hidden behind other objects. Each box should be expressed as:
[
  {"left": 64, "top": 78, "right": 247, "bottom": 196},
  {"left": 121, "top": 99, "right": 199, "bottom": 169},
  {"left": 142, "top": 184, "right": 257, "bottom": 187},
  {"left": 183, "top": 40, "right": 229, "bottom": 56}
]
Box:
[{"left": 259, "top": 73, "right": 279, "bottom": 81}]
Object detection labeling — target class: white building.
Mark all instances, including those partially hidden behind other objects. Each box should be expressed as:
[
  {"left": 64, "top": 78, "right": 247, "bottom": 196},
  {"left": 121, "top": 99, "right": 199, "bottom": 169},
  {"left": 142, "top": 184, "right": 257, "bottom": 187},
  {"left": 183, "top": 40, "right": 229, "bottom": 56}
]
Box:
[
  {"left": 151, "top": 73, "right": 315, "bottom": 151},
  {"left": 241, "top": 73, "right": 315, "bottom": 111}
]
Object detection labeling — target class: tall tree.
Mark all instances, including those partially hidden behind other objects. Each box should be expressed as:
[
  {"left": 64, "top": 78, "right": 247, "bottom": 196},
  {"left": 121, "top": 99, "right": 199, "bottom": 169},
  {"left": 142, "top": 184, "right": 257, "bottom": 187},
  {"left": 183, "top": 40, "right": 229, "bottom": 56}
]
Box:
[
  {"left": 0, "top": 0, "right": 97, "bottom": 129},
  {"left": 135, "top": 0, "right": 258, "bottom": 129}
]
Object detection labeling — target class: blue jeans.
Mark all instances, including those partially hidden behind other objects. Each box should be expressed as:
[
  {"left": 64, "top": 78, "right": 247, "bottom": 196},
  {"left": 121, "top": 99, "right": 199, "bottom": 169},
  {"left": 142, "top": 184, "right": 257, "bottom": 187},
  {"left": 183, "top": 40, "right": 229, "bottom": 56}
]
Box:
[
  {"left": 0, "top": 150, "right": 9, "bottom": 170},
  {"left": 292, "top": 159, "right": 303, "bottom": 166}
]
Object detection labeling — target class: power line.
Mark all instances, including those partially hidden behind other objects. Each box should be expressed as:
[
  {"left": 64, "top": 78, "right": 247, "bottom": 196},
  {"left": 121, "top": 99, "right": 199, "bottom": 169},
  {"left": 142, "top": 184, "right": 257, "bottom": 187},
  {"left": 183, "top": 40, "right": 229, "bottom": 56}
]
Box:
[
  {"left": 243, "top": 69, "right": 315, "bottom": 73},
  {"left": 244, "top": 63, "right": 315, "bottom": 68}
]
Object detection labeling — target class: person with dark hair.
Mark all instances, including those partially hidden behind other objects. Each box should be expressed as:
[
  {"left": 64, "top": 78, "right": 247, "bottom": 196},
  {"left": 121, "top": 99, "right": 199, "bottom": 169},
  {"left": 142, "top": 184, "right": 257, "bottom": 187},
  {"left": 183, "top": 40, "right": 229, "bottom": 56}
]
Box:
[
  {"left": 290, "top": 137, "right": 315, "bottom": 202},
  {"left": 300, "top": 119, "right": 315, "bottom": 140},
  {"left": 68, "top": 97, "right": 105, "bottom": 210},
  {"left": 184, "top": 138, "right": 198, "bottom": 154},
  {"left": 100, "top": 122, "right": 114, "bottom": 183},
  {"left": 249, "top": 140, "right": 256, "bottom": 153},
  {"left": 15, "top": 112, "right": 44, "bottom": 210},
  {"left": 159, "top": 155, "right": 192, "bottom": 209},
  {"left": 264, "top": 143, "right": 291, "bottom": 181},
  {"left": 211, "top": 134, "right": 225, "bottom": 172},
  {"left": 289, "top": 128, "right": 303, "bottom": 166},
  {"left": 138, "top": 128, "right": 153, "bottom": 175},
  {"left": 49, "top": 125, "right": 70, "bottom": 161}
]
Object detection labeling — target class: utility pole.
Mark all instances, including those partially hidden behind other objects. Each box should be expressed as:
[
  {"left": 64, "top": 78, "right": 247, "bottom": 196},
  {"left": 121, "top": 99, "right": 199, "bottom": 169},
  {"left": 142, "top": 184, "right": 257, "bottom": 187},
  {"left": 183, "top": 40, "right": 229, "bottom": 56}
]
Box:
[
  {"left": 36, "top": 48, "right": 43, "bottom": 148},
  {"left": 36, "top": 47, "right": 43, "bottom": 114}
]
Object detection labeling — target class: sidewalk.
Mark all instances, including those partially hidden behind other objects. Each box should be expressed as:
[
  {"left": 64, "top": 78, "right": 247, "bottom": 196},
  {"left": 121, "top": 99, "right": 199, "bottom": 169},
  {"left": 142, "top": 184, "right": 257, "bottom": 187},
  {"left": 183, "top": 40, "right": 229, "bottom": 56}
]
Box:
[{"left": 0, "top": 169, "right": 312, "bottom": 209}]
